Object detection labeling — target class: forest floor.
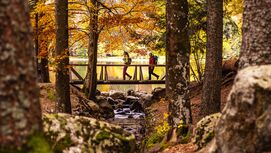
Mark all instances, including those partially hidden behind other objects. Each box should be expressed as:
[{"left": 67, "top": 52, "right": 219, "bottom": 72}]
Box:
[{"left": 155, "top": 74, "right": 235, "bottom": 153}]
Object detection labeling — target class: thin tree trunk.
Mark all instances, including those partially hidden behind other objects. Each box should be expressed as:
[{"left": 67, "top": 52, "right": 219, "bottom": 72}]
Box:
[
  {"left": 166, "top": 0, "right": 192, "bottom": 130},
  {"left": 0, "top": 0, "right": 42, "bottom": 149},
  {"left": 35, "top": 10, "right": 50, "bottom": 83},
  {"left": 199, "top": 0, "right": 223, "bottom": 119},
  {"left": 40, "top": 57, "right": 50, "bottom": 82},
  {"left": 84, "top": 0, "right": 98, "bottom": 100},
  {"left": 55, "top": 0, "right": 71, "bottom": 113}
]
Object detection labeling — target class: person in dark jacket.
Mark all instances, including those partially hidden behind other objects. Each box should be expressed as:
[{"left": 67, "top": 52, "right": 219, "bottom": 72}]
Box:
[
  {"left": 123, "top": 51, "right": 132, "bottom": 80},
  {"left": 148, "top": 52, "right": 159, "bottom": 80}
]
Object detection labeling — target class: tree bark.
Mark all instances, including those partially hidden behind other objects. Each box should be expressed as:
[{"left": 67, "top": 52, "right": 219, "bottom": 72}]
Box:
[
  {"left": 199, "top": 0, "right": 223, "bottom": 119},
  {"left": 39, "top": 57, "right": 50, "bottom": 82},
  {"left": 238, "top": 0, "right": 271, "bottom": 69},
  {"left": 35, "top": 11, "right": 50, "bottom": 83},
  {"left": 83, "top": 0, "right": 99, "bottom": 100},
  {"left": 55, "top": 0, "right": 71, "bottom": 113},
  {"left": 0, "top": 0, "right": 42, "bottom": 149},
  {"left": 166, "top": 0, "right": 192, "bottom": 128}
]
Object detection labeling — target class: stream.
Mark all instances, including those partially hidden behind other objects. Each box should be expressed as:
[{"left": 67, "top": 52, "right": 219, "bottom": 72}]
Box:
[{"left": 103, "top": 90, "right": 152, "bottom": 144}]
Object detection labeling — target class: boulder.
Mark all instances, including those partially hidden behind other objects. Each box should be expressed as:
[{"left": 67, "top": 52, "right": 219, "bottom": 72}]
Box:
[
  {"left": 43, "top": 113, "right": 136, "bottom": 153},
  {"left": 109, "top": 90, "right": 126, "bottom": 100},
  {"left": 101, "top": 92, "right": 109, "bottom": 97},
  {"left": 140, "top": 93, "right": 153, "bottom": 108},
  {"left": 107, "top": 97, "right": 117, "bottom": 106},
  {"left": 96, "top": 96, "right": 114, "bottom": 119},
  {"left": 124, "top": 96, "right": 140, "bottom": 105},
  {"left": 73, "top": 99, "right": 101, "bottom": 118},
  {"left": 130, "top": 101, "right": 144, "bottom": 113},
  {"left": 151, "top": 87, "right": 166, "bottom": 100},
  {"left": 193, "top": 113, "right": 221, "bottom": 150},
  {"left": 209, "top": 66, "right": 271, "bottom": 153},
  {"left": 127, "top": 89, "right": 135, "bottom": 96}
]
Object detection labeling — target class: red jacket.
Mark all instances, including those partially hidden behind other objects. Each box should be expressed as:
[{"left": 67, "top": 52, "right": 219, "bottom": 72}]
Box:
[
  {"left": 149, "top": 56, "right": 155, "bottom": 64},
  {"left": 149, "top": 56, "right": 155, "bottom": 68}
]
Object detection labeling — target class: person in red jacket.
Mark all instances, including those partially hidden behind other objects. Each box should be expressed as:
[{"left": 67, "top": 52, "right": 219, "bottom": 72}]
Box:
[{"left": 148, "top": 52, "right": 159, "bottom": 80}]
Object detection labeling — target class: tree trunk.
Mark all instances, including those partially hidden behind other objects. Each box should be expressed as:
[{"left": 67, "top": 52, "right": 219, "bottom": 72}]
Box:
[
  {"left": 238, "top": 1, "right": 271, "bottom": 69},
  {"left": 199, "top": 0, "right": 223, "bottom": 119},
  {"left": 84, "top": 0, "right": 98, "bottom": 100},
  {"left": 55, "top": 0, "right": 71, "bottom": 113},
  {"left": 166, "top": 0, "right": 192, "bottom": 129},
  {"left": 35, "top": 10, "right": 50, "bottom": 83},
  {"left": 39, "top": 57, "right": 50, "bottom": 82},
  {"left": 0, "top": 0, "right": 42, "bottom": 149}
]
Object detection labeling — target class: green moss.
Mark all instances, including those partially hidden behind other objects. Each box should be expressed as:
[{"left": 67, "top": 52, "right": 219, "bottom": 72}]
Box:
[
  {"left": 95, "top": 130, "right": 111, "bottom": 142},
  {"left": 203, "top": 131, "right": 214, "bottom": 143},
  {"left": 145, "top": 132, "right": 164, "bottom": 148},
  {"left": 180, "top": 131, "right": 191, "bottom": 144},
  {"left": 52, "top": 135, "right": 73, "bottom": 153},
  {"left": 112, "top": 133, "right": 135, "bottom": 153}
]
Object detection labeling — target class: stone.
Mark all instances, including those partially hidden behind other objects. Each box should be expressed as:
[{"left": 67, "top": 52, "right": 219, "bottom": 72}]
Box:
[
  {"left": 151, "top": 87, "right": 166, "bottom": 100},
  {"left": 209, "top": 65, "right": 271, "bottom": 153},
  {"left": 101, "top": 92, "right": 109, "bottom": 97},
  {"left": 140, "top": 93, "right": 153, "bottom": 108},
  {"left": 127, "top": 89, "right": 135, "bottom": 96},
  {"left": 96, "top": 90, "right": 101, "bottom": 96},
  {"left": 109, "top": 90, "right": 126, "bottom": 100},
  {"left": 124, "top": 96, "right": 140, "bottom": 105},
  {"left": 43, "top": 113, "right": 136, "bottom": 153},
  {"left": 193, "top": 113, "right": 221, "bottom": 150},
  {"left": 96, "top": 96, "right": 114, "bottom": 119},
  {"left": 107, "top": 97, "right": 117, "bottom": 106},
  {"left": 130, "top": 101, "right": 144, "bottom": 113}
]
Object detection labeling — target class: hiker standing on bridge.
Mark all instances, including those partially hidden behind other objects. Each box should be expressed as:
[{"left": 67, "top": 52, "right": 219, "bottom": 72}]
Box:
[
  {"left": 148, "top": 52, "right": 159, "bottom": 80},
  {"left": 123, "top": 51, "right": 132, "bottom": 80}
]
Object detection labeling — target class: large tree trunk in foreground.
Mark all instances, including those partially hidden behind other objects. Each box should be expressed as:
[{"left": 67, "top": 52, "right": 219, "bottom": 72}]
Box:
[
  {"left": 210, "top": 1, "right": 271, "bottom": 152},
  {"left": 55, "top": 0, "right": 71, "bottom": 113},
  {"left": 199, "top": 0, "right": 223, "bottom": 119},
  {"left": 238, "top": 1, "right": 271, "bottom": 69},
  {"left": 0, "top": 0, "right": 42, "bottom": 149},
  {"left": 166, "top": 0, "right": 192, "bottom": 135},
  {"left": 84, "top": 0, "right": 98, "bottom": 100}
]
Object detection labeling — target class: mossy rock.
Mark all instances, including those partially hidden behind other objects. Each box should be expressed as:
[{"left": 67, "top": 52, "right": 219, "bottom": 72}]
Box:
[
  {"left": 43, "top": 113, "right": 136, "bottom": 153},
  {"left": 193, "top": 113, "right": 221, "bottom": 150}
]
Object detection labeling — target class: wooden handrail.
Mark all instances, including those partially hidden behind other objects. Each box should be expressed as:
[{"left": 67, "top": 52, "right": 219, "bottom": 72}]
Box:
[
  {"left": 69, "top": 63, "right": 166, "bottom": 84},
  {"left": 70, "top": 64, "right": 166, "bottom": 67}
]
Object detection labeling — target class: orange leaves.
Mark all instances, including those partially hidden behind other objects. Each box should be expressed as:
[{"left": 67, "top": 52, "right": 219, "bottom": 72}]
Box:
[{"left": 99, "top": 14, "right": 144, "bottom": 29}]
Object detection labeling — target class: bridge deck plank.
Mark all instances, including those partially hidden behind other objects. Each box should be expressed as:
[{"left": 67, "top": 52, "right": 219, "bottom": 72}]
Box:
[{"left": 70, "top": 80, "right": 165, "bottom": 84}]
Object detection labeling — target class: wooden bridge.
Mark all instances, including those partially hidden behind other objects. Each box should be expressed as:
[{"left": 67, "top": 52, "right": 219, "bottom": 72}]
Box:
[{"left": 69, "top": 64, "right": 166, "bottom": 85}]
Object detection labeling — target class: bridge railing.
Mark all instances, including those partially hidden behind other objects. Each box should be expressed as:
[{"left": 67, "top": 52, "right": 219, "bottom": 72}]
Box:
[{"left": 69, "top": 64, "right": 166, "bottom": 84}]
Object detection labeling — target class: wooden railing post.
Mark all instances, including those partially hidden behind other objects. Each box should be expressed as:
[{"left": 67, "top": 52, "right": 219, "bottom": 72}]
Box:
[
  {"left": 139, "top": 66, "right": 143, "bottom": 80},
  {"left": 104, "top": 66, "right": 108, "bottom": 81},
  {"left": 133, "top": 66, "right": 137, "bottom": 80},
  {"left": 99, "top": 65, "right": 104, "bottom": 80}
]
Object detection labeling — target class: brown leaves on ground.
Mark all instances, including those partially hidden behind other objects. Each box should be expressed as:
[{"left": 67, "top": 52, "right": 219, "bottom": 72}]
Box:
[{"left": 160, "top": 143, "right": 196, "bottom": 153}]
